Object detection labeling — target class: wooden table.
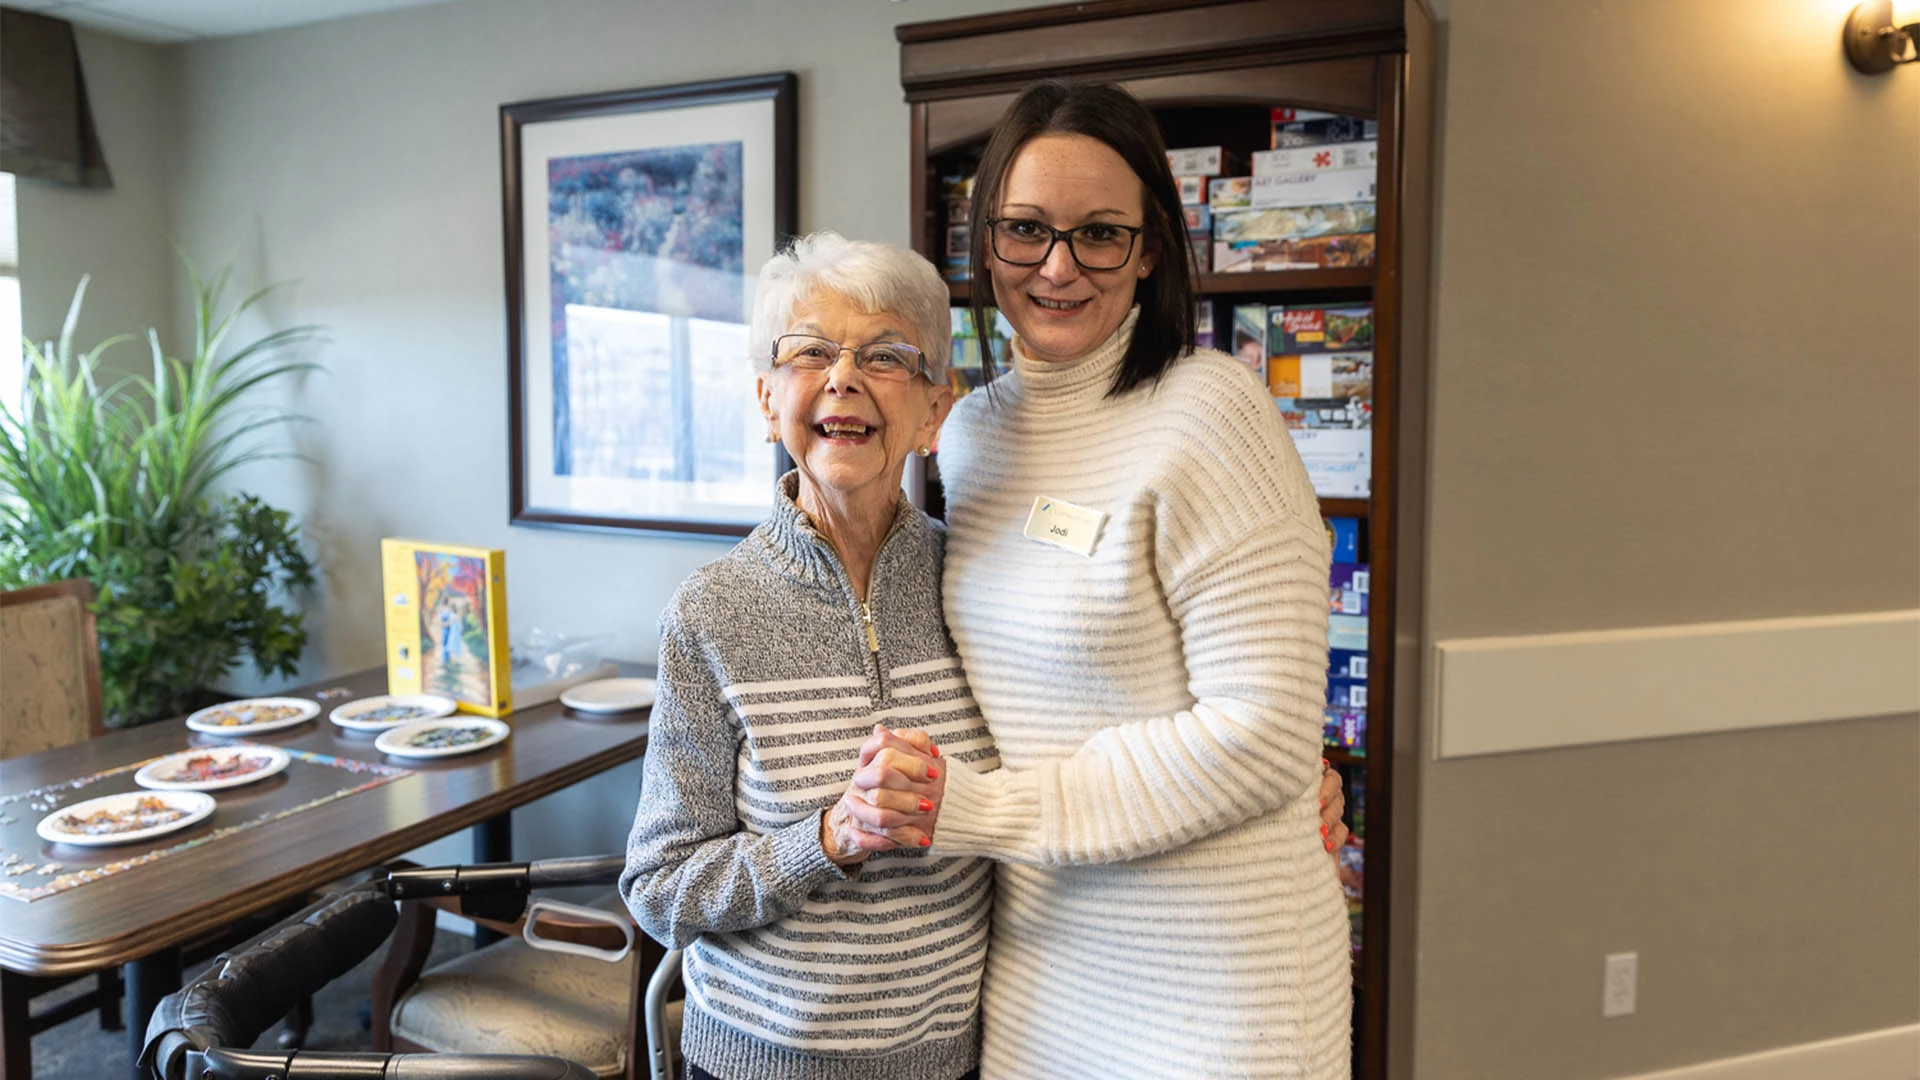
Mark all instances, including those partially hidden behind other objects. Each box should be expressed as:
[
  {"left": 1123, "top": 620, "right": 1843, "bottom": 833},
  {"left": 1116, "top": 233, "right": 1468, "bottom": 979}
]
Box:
[{"left": 0, "top": 667, "right": 652, "bottom": 1080}]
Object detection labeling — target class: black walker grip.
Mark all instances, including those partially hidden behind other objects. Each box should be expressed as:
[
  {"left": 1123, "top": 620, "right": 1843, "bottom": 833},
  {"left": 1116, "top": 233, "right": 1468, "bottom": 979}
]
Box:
[
  {"left": 526, "top": 853, "right": 625, "bottom": 888},
  {"left": 142, "top": 882, "right": 397, "bottom": 1078}
]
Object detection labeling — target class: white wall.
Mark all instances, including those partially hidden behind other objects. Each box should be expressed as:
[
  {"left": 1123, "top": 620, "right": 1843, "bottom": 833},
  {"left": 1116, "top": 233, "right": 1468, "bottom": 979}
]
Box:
[
  {"left": 165, "top": 0, "right": 1034, "bottom": 697},
  {"left": 16, "top": 28, "right": 178, "bottom": 377}
]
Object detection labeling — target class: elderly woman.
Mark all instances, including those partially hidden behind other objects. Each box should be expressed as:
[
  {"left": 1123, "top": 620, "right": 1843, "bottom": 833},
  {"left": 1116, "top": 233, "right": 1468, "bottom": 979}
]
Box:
[
  {"left": 620, "top": 231, "right": 993, "bottom": 1080},
  {"left": 848, "top": 80, "right": 1355, "bottom": 1079}
]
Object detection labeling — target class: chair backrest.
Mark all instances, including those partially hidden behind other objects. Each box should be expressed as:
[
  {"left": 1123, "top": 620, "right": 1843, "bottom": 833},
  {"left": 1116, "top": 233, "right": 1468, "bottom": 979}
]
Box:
[{"left": 1, "top": 578, "right": 106, "bottom": 759}]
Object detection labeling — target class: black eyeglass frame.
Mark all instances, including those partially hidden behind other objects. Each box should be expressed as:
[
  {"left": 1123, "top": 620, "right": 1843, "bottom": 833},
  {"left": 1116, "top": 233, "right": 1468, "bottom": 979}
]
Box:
[
  {"left": 768, "top": 334, "right": 936, "bottom": 383},
  {"left": 984, "top": 217, "right": 1147, "bottom": 271}
]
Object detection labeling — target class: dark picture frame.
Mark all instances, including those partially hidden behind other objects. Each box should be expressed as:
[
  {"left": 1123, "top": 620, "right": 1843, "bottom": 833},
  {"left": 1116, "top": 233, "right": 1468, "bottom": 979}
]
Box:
[{"left": 502, "top": 73, "right": 797, "bottom": 538}]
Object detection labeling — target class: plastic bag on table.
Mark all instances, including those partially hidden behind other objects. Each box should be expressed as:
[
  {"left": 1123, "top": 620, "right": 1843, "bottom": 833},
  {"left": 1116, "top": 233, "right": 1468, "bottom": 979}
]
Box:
[{"left": 508, "top": 627, "right": 617, "bottom": 707}]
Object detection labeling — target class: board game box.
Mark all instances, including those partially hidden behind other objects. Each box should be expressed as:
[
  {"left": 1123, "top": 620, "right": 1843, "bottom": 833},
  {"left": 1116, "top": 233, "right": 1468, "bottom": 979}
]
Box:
[
  {"left": 1211, "top": 233, "right": 1377, "bottom": 272},
  {"left": 1272, "top": 305, "right": 1376, "bottom": 353},
  {"left": 1214, "top": 203, "right": 1378, "bottom": 243}
]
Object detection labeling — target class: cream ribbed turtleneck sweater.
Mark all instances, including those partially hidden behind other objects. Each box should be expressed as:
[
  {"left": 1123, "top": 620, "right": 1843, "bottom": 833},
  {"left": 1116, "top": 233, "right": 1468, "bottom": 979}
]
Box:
[{"left": 934, "top": 309, "right": 1351, "bottom": 1079}]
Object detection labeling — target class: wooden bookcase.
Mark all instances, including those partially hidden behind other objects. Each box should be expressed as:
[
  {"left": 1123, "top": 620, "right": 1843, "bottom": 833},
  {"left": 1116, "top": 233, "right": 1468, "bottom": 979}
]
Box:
[{"left": 896, "top": 2, "right": 1435, "bottom": 1075}]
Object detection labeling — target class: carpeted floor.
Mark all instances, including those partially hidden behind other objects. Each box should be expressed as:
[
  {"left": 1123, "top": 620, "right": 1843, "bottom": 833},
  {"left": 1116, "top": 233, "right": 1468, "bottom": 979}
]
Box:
[{"left": 29, "top": 924, "right": 474, "bottom": 1079}]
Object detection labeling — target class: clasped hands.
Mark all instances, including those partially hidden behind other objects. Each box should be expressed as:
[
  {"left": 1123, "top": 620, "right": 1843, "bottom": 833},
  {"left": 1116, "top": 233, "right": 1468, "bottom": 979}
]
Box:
[
  {"left": 819, "top": 725, "right": 1353, "bottom": 868},
  {"left": 821, "top": 724, "right": 944, "bottom": 867}
]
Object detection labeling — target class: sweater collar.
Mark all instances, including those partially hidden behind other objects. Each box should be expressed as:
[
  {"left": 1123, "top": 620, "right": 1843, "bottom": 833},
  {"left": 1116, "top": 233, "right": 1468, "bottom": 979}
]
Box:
[
  {"left": 757, "top": 470, "right": 920, "bottom": 592},
  {"left": 1006, "top": 306, "right": 1139, "bottom": 404}
]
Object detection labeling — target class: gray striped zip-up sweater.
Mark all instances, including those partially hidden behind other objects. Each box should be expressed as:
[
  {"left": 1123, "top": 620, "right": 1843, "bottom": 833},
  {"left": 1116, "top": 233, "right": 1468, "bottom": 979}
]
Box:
[{"left": 621, "top": 473, "right": 997, "bottom": 1080}]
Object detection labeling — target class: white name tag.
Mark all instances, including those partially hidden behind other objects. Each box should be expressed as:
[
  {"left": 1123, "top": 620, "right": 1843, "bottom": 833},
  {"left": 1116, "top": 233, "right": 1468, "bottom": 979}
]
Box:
[{"left": 1023, "top": 495, "right": 1106, "bottom": 557}]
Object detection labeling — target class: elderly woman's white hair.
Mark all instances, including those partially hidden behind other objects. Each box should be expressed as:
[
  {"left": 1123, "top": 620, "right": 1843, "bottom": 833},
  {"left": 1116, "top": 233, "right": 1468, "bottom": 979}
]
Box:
[{"left": 750, "top": 231, "right": 951, "bottom": 379}]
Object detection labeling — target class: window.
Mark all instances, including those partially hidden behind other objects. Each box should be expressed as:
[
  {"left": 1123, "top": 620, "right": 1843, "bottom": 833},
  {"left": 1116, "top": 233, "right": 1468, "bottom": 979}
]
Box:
[{"left": 0, "top": 172, "right": 19, "bottom": 416}]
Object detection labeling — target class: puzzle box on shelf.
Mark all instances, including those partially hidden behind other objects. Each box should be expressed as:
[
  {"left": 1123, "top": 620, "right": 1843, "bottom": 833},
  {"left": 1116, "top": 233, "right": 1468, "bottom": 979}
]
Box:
[{"left": 1251, "top": 139, "right": 1378, "bottom": 176}]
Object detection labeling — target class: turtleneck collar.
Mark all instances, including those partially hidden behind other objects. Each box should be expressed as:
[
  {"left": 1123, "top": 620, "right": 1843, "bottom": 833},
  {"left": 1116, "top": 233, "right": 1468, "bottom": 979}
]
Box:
[
  {"left": 1006, "top": 306, "right": 1140, "bottom": 405},
  {"left": 757, "top": 470, "right": 921, "bottom": 593}
]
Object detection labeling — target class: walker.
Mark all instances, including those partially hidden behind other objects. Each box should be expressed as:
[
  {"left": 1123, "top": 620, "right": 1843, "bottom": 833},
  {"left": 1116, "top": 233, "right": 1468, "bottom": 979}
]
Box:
[{"left": 139, "top": 854, "right": 649, "bottom": 1080}]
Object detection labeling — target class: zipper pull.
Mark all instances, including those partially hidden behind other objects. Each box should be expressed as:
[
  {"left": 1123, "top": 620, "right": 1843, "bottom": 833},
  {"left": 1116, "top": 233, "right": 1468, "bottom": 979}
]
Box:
[{"left": 859, "top": 602, "right": 879, "bottom": 653}]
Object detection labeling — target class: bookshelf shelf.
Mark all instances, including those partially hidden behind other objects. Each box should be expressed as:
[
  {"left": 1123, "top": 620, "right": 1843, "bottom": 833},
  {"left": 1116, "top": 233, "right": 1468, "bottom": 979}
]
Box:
[
  {"left": 1320, "top": 497, "right": 1370, "bottom": 519},
  {"left": 1199, "top": 267, "right": 1374, "bottom": 295},
  {"left": 899, "top": 3, "right": 1432, "bottom": 1076},
  {"left": 1324, "top": 746, "right": 1364, "bottom": 768}
]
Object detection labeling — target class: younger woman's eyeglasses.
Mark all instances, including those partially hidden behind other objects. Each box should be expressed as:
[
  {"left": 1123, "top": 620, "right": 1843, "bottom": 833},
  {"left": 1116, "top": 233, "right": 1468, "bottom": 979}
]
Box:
[{"left": 986, "top": 217, "right": 1145, "bottom": 271}]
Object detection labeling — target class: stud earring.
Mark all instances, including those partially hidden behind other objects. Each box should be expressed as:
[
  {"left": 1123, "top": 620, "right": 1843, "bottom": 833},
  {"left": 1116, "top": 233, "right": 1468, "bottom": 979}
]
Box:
[{"left": 917, "top": 446, "right": 932, "bottom": 458}]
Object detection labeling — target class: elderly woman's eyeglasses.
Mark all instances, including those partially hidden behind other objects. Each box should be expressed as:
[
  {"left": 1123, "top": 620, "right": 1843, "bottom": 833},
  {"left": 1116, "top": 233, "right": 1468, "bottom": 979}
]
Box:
[
  {"left": 772, "top": 335, "right": 933, "bottom": 382},
  {"left": 987, "top": 217, "right": 1145, "bottom": 271}
]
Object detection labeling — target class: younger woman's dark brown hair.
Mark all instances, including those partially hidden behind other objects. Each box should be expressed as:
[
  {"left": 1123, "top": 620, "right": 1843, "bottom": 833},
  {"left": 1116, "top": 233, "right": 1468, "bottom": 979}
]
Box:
[{"left": 967, "top": 80, "right": 1196, "bottom": 396}]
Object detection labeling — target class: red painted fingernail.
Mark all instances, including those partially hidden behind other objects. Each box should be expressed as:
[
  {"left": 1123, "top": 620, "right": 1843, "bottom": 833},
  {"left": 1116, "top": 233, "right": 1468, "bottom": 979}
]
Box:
[
  {"left": 1320, "top": 824, "right": 1329, "bottom": 837},
  {"left": 1325, "top": 838, "right": 1336, "bottom": 853},
  {"left": 931, "top": 744, "right": 941, "bottom": 758},
  {"left": 1320, "top": 797, "right": 1327, "bottom": 809},
  {"left": 927, "top": 767, "right": 939, "bottom": 779},
  {"left": 919, "top": 836, "right": 931, "bottom": 847},
  {"left": 919, "top": 798, "right": 933, "bottom": 812}
]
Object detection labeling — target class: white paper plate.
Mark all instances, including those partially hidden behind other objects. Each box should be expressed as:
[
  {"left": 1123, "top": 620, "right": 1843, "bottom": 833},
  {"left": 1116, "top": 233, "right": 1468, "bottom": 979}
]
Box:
[
  {"left": 184, "top": 697, "right": 319, "bottom": 736},
  {"left": 560, "top": 678, "right": 657, "bottom": 715},
  {"left": 374, "top": 717, "right": 510, "bottom": 759},
  {"left": 135, "top": 745, "right": 291, "bottom": 792},
  {"left": 36, "top": 790, "right": 217, "bottom": 847},
  {"left": 330, "top": 693, "right": 458, "bottom": 732}
]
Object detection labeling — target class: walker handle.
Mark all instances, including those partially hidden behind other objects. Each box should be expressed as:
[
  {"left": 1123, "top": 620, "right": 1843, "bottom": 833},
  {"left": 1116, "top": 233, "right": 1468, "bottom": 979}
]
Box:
[{"left": 522, "top": 898, "right": 635, "bottom": 963}]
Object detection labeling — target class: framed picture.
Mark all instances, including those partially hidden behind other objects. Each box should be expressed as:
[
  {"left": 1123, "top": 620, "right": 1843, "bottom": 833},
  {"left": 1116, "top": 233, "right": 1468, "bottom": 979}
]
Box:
[
  {"left": 380, "top": 538, "right": 511, "bottom": 716},
  {"left": 502, "top": 73, "right": 797, "bottom": 537}
]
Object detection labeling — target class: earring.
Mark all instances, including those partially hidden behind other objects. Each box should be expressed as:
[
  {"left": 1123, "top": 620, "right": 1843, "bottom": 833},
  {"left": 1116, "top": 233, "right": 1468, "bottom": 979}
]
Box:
[
  {"left": 917, "top": 446, "right": 931, "bottom": 458},
  {"left": 765, "top": 427, "right": 780, "bottom": 444}
]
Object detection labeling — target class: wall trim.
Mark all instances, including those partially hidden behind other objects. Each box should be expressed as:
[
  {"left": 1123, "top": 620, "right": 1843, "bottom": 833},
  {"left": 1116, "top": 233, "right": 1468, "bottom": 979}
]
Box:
[
  {"left": 1610, "top": 1024, "right": 1920, "bottom": 1080},
  {"left": 1434, "top": 610, "right": 1919, "bottom": 759}
]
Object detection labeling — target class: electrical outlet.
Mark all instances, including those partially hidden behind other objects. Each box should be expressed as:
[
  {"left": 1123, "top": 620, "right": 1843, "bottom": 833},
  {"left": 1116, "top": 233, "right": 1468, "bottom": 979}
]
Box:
[{"left": 1603, "top": 952, "right": 1637, "bottom": 1017}]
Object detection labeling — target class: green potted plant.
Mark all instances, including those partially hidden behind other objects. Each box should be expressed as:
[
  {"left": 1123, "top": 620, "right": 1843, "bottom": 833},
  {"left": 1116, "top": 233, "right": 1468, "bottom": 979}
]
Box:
[{"left": 0, "top": 258, "right": 321, "bottom": 727}]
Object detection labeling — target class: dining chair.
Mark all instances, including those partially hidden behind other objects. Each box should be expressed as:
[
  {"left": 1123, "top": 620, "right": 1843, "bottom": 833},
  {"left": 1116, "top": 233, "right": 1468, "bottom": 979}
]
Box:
[
  {"left": 2, "top": 578, "right": 322, "bottom": 1052},
  {"left": 370, "top": 857, "right": 672, "bottom": 1080},
  {"left": 0, "top": 578, "right": 106, "bottom": 760},
  {"left": 0, "top": 578, "right": 129, "bottom": 1041}
]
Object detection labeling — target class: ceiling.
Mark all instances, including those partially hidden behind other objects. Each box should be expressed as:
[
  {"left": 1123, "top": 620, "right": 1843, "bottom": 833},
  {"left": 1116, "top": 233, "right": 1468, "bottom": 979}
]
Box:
[{"left": 3, "top": 0, "right": 466, "bottom": 43}]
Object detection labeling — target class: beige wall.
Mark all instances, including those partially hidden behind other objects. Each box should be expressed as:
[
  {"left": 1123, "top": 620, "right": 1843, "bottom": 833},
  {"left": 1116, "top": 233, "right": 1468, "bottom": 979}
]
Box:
[
  {"left": 16, "top": 28, "right": 178, "bottom": 375},
  {"left": 158, "top": 0, "right": 1038, "bottom": 700},
  {"left": 1411, "top": 1, "right": 1920, "bottom": 1076},
  {"left": 83, "top": 0, "right": 1040, "bottom": 866}
]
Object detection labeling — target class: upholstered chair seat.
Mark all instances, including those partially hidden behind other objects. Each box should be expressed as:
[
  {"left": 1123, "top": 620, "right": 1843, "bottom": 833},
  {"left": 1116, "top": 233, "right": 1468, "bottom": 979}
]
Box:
[{"left": 388, "top": 926, "right": 636, "bottom": 1078}]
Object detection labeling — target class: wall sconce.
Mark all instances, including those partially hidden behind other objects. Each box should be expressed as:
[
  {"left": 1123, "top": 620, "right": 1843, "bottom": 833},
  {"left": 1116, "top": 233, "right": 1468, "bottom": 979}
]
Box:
[{"left": 1845, "top": 1, "right": 1919, "bottom": 73}]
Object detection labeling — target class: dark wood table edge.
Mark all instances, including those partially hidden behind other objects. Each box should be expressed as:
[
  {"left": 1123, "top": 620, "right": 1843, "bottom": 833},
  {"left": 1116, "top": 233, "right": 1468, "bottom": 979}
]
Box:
[{"left": 0, "top": 738, "right": 644, "bottom": 976}]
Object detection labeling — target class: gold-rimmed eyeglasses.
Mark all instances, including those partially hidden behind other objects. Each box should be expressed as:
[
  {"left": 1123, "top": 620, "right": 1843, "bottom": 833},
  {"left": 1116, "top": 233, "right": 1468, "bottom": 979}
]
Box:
[{"left": 771, "top": 334, "right": 933, "bottom": 382}]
